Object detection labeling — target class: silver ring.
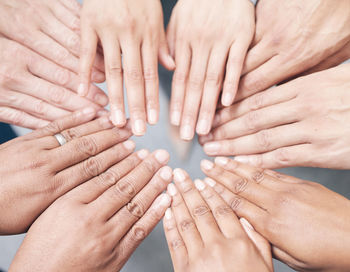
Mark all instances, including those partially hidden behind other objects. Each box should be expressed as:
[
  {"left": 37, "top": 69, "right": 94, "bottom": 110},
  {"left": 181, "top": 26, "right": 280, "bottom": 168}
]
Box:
[{"left": 54, "top": 133, "right": 67, "bottom": 146}]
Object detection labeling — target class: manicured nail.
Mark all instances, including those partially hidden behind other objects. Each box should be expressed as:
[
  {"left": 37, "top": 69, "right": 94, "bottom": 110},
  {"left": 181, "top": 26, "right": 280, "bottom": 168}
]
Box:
[
  {"left": 133, "top": 119, "right": 146, "bottom": 136},
  {"left": 204, "top": 142, "right": 221, "bottom": 155},
  {"left": 110, "top": 107, "right": 126, "bottom": 127},
  {"left": 171, "top": 111, "right": 181, "bottom": 126},
  {"left": 95, "top": 93, "right": 109, "bottom": 106},
  {"left": 148, "top": 109, "right": 158, "bottom": 125},
  {"left": 200, "top": 159, "right": 214, "bottom": 170},
  {"left": 155, "top": 150, "right": 170, "bottom": 164},
  {"left": 123, "top": 140, "right": 135, "bottom": 150},
  {"left": 173, "top": 168, "right": 186, "bottom": 182},
  {"left": 77, "top": 83, "right": 86, "bottom": 96},
  {"left": 165, "top": 208, "right": 172, "bottom": 219},
  {"left": 196, "top": 119, "right": 210, "bottom": 135},
  {"left": 222, "top": 92, "right": 234, "bottom": 106},
  {"left": 215, "top": 157, "right": 229, "bottom": 166},
  {"left": 82, "top": 107, "right": 95, "bottom": 116},
  {"left": 137, "top": 149, "right": 149, "bottom": 160},
  {"left": 160, "top": 166, "right": 173, "bottom": 181},
  {"left": 180, "top": 124, "right": 194, "bottom": 141},
  {"left": 204, "top": 177, "right": 216, "bottom": 187},
  {"left": 234, "top": 156, "right": 249, "bottom": 164},
  {"left": 167, "top": 183, "right": 177, "bottom": 196},
  {"left": 194, "top": 179, "right": 206, "bottom": 191},
  {"left": 159, "top": 194, "right": 171, "bottom": 207},
  {"left": 240, "top": 218, "right": 254, "bottom": 231}
]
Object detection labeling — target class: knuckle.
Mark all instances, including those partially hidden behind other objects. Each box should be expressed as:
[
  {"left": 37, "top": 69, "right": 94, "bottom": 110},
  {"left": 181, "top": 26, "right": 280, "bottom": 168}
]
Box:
[
  {"left": 229, "top": 196, "right": 242, "bottom": 211},
  {"left": 67, "top": 35, "right": 80, "bottom": 52},
  {"left": 275, "top": 148, "right": 292, "bottom": 165},
  {"left": 33, "top": 100, "right": 47, "bottom": 116},
  {"left": 43, "top": 120, "right": 62, "bottom": 134},
  {"left": 130, "top": 224, "right": 147, "bottom": 242},
  {"left": 82, "top": 157, "right": 101, "bottom": 177},
  {"left": 107, "top": 63, "right": 123, "bottom": 79},
  {"left": 115, "top": 179, "right": 136, "bottom": 198},
  {"left": 125, "top": 68, "right": 143, "bottom": 82},
  {"left": 256, "top": 130, "right": 271, "bottom": 150},
  {"left": 173, "top": 71, "right": 187, "bottom": 84},
  {"left": 251, "top": 170, "right": 265, "bottom": 184},
  {"left": 244, "top": 111, "right": 260, "bottom": 131},
  {"left": 76, "top": 137, "right": 98, "bottom": 156},
  {"left": 61, "top": 128, "right": 80, "bottom": 141},
  {"left": 245, "top": 73, "right": 267, "bottom": 92},
  {"left": 54, "top": 48, "right": 70, "bottom": 63},
  {"left": 49, "top": 87, "right": 66, "bottom": 104},
  {"left": 171, "top": 239, "right": 185, "bottom": 250},
  {"left": 127, "top": 200, "right": 145, "bottom": 218},
  {"left": 142, "top": 159, "right": 157, "bottom": 174},
  {"left": 205, "top": 72, "right": 221, "bottom": 86},
  {"left": 214, "top": 205, "right": 232, "bottom": 217},
  {"left": 100, "top": 170, "right": 120, "bottom": 185},
  {"left": 55, "top": 69, "right": 70, "bottom": 86},
  {"left": 234, "top": 178, "right": 248, "bottom": 194},
  {"left": 188, "top": 74, "right": 203, "bottom": 89},
  {"left": 179, "top": 219, "right": 196, "bottom": 232},
  {"left": 192, "top": 205, "right": 210, "bottom": 218},
  {"left": 249, "top": 93, "right": 265, "bottom": 110},
  {"left": 143, "top": 67, "right": 158, "bottom": 82}
]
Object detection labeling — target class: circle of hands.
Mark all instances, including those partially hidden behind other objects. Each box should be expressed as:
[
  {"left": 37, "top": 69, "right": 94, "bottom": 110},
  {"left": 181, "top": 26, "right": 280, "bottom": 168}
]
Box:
[{"left": 1, "top": 0, "right": 350, "bottom": 271}]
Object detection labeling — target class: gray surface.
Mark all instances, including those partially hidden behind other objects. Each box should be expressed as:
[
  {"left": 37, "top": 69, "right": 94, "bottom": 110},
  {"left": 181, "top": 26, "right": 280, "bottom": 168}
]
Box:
[{"left": 1, "top": 0, "right": 350, "bottom": 271}]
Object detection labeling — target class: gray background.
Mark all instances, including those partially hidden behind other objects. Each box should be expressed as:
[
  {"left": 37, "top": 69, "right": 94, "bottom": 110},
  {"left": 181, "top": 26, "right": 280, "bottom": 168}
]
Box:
[{"left": 1, "top": 0, "right": 349, "bottom": 271}]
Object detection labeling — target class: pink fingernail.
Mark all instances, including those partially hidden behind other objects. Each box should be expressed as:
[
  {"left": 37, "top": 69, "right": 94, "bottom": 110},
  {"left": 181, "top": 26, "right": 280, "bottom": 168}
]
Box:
[
  {"left": 78, "top": 83, "right": 86, "bottom": 96},
  {"left": 171, "top": 111, "right": 181, "bottom": 126},
  {"left": 160, "top": 166, "right": 173, "bottom": 181},
  {"left": 148, "top": 108, "right": 158, "bottom": 125},
  {"left": 82, "top": 107, "right": 95, "bottom": 115},
  {"left": 204, "top": 142, "right": 221, "bottom": 155},
  {"left": 95, "top": 93, "right": 109, "bottom": 106},
  {"left": 165, "top": 208, "right": 172, "bottom": 219},
  {"left": 123, "top": 140, "right": 135, "bottom": 150},
  {"left": 215, "top": 157, "right": 229, "bottom": 166},
  {"left": 222, "top": 92, "right": 234, "bottom": 106},
  {"left": 137, "top": 149, "right": 149, "bottom": 160},
  {"left": 200, "top": 160, "right": 214, "bottom": 171},
  {"left": 133, "top": 119, "right": 146, "bottom": 136},
  {"left": 167, "top": 183, "right": 177, "bottom": 196},
  {"left": 204, "top": 177, "right": 216, "bottom": 187},
  {"left": 196, "top": 119, "right": 210, "bottom": 135},
  {"left": 234, "top": 156, "right": 249, "bottom": 164},
  {"left": 155, "top": 150, "right": 170, "bottom": 164},
  {"left": 194, "top": 179, "right": 206, "bottom": 191},
  {"left": 180, "top": 124, "right": 194, "bottom": 141},
  {"left": 173, "top": 169, "right": 186, "bottom": 182}
]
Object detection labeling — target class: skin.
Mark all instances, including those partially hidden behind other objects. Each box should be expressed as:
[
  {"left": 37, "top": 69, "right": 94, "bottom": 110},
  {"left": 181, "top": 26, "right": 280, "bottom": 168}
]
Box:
[
  {"left": 200, "top": 157, "right": 350, "bottom": 272},
  {"left": 79, "top": 0, "right": 175, "bottom": 135},
  {"left": 0, "top": 37, "right": 108, "bottom": 129},
  {"left": 167, "top": 0, "right": 255, "bottom": 140},
  {"left": 0, "top": 0, "right": 105, "bottom": 81},
  {"left": 163, "top": 168, "right": 273, "bottom": 272},
  {"left": 9, "top": 152, "right": 172, "bottom": 272},
  {"left": 0, "top": 108, "right": 154, "bottom": 234},
  {"left": 237, "top": 0, "right": 350, "bottom": 102},
  {"left": 199, "top": 64, "right": 350, "bottom": 169}
]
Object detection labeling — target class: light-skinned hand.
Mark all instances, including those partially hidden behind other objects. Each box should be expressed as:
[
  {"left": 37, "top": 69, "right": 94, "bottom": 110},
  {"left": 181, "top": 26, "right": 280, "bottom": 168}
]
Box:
[
  {"left": 0, "top": 37, "right": 108, "bottom": 129},
  {"left": 10, "top": 149, "right": 172, "bottom": 271},
  {"left": 237, "top": 0, "right": 350, "bottom": 102},
  {"left": 200, "top": 64, "right": 350, "bottom": 169},
  {"left": 201, "top": 157, "right": 350, "bottom": 272},
  {"left": 164, "top": 168, "right": 273, "bottom": 272},
  {"left": 79, "top": 0, "right": 175, "bottom": 135},
  {"left": 167, "top": 0, "right": 255, "bottom": 140}
]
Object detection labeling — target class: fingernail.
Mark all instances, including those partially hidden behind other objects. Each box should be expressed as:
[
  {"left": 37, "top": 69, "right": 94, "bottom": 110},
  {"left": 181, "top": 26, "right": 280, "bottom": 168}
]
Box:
[
  {"left": 234, "top": 156, "right": 249, "bottom": 164},
  {"left": 165, "top": 208, "right": 172, "bottom": 219},
  {"left": 173, "top": 168, "right": 186, "bottom": 182},
  {"left": 168, "top": 55, "right": 176, "bottom": 68},
  {"left": 180, "top": 124, "right": 194, "bottom": 141},
  {"left": 98, "top": 116, "right": 113, "bottom": 129},
  {"left": 123, "top": 140, "right": 135, "bottom": 150},
  {"left": 78, "top": 83, "right": 86, "bottom": 96},
  {"left": 82, "top": 107, "right": 95, "bottom": 116},
  {"left": 171, "top": 111, "right": 181, "bottom": 126},
  {"left": 148, "top": 109, "right": 158, "bottom": 125},
  {"left": 222, "top": 92, "right": 234, "bottom": 106},
  {"left": 204, "top": 142, "right": 221, "bottom": 155},
  {"left": 159, "top": 194, "right": 171, "bottom": 207},
  {"left": 137, "top": 149, "right": 149, "bottom": 160},
  {"left": 215, "top": 157, "right": 229, "bottom": 166},
  {"left": 110, "top": 107, "right": 126, "bottom": 127},
  {"left": 97, "top": 109, "right": 109, "bottom": 117},
  {"left": 240, "top": 218, "right": 254, "bottom": 231},
  {"left": 133, "top": 119, "right": 146, "bottom": 136},
  {"left": 155, "top": 150, "right": 170, "bottom": 164},
  {"left": 95, "top": 93, "right": 109, "bottom": 106},
  {"left": 212, "top": 114, "right": 221, "bottom": 127},
  {"left": 194, "top": 179, "right": 206, "bottom": 191},
  {"left": 200, "top": 159, "right": 214, "bottom": 170},
  {"left": 160, "top": 166, "right": 173, "bottom": 181},
  {"left": 167, "top": 183, "right": 177, "bottom": 196},
  {"left": 204, "top": 177, "right": 216, "bottom": 187},
  {"left": 196, "top": 119, "right": 210, "bottom": 135}
]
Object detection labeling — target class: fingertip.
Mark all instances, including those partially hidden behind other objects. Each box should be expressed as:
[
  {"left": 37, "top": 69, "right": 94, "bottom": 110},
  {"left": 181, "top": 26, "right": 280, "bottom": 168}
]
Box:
[{"left": 221, "top": 91, "right": 235, "bottom": 107}]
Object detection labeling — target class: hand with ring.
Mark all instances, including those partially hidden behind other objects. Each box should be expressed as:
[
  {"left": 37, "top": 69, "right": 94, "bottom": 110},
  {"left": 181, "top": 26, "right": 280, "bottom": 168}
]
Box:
[
  {"left": 9, "top": 147, "right": 172, "bottom": 271},
  {"left": 0, "top": 107, "right": 139, "bottom": 234}
]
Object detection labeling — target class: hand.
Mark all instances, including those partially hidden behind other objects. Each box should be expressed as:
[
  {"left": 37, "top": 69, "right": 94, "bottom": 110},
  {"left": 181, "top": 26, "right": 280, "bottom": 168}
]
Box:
[
  {"left": 200, "top": 157, "right": 350, "bottom": 271},
  {"left": 199, "top": 64, "right": 350, "bottom": 169},
  {"left": 79, "top": 0, "right": 175, "bottom": 135},
  {"left": 9, "top": 149, "right": 172, "bottom": 272},
  {"left": 237, "top": 0, "right": 350, "bottom": 101},
  {"left": 168, "top": 0, "right": 255, "bottom": 140},
  {"left": 163, "top": 168, "right": 272, "bottom": 272},
  {"left": 0, "top": 0, "right": 105, "bottom": 81},
  {"left": 0, "top": 108, "right": 140, "bottom": 234},
  {"left": 0, "top": 37, "right": 108, "bottom": 129}
]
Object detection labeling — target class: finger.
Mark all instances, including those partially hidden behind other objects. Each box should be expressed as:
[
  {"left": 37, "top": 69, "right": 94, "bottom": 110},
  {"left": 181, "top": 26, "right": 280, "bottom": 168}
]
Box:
[
  {"left": 159, "top": 27, "right": 176, "bottom": 70},
  {"left": 108, "top": 166, "right": 173, "bottom": 238},
  {"left": 78, "top": 25, "right": 98, "bottom": 97},
  {"left": 170, "top": 44, "right": 191, "bottom": 126},
  {"left": 203, "top": 123, "right": 309, "bottom": 157},
  {"left": 163, "top": 208, "right": 189, "bottom": 271},
  {"left": 0, "top": 106, "right": 49, "bottom": 129},
  {"left": 204, "top": 177, "right": 269, "bottom": 232},
  {"left": 28, "top": 107, "right": 96, "bottom": 139},
  {"left": 240, "top": 218, "right": 273, "bottom": 270},
  {"left": 58, "top": 0, "right": 82, "bottom": 17},
  {"left": 93, "top": 150, "right": 170, "bottom": 220},
  {"left": 121, "top": 40, "right": 147, "bottom": 136},
  {"left": 142, "top": 38, "right": 159, "bottom": 125},
  {"left": 194, "top": 179, "right": 243, "bottom": 239},
  {"left": 167, "top": 183, "right": 203, "bottom": 257},
  {"left": 233, "top": 144, "right": 316, "bottom": 169},
  {"left": 51, "top": 1, "right": 80, "bottom": 32},
  {"left": 263, "top": 169, "right": 304, "bottom": 184},
  {"left": 237, "top": 55, "right": 286, "bottom": 101},
  {"left": 200, "top": 159, "right": 272, "bottom": 208},
  {"left": 222, "top": 42, "right": 250, "bottom": 106},
  {"left": 0, "top": 89, "right": 69, "bottom": 121},
  {"left": 196, "top": 45, "right": 228, "bottom": 135},
  {"left": 51, "top": 124, "right": 132, "bottom": 169},
  {"left": 100, "top": 34, "right": 125, "bottom": 127},
  {"left": 72, "top": 151, "right": 144, "bottom": 203},
  {"left": 114, "top": 193, "right": 171, "bottom": 269},
  {"left": 180, "top": 49, "right": 210, "bottom": 140}
]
